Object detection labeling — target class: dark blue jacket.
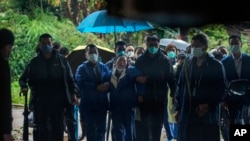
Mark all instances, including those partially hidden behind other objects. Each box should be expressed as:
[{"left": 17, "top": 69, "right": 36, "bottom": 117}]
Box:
[
  {"left": 75, "top": 61, "right": 110, "bottom": 112},
  {"left": 221, "top": 53, "right": 250, "bottom": 85},
  {"left": 221, "top": 53, "right": 250, "bottom": 122}
]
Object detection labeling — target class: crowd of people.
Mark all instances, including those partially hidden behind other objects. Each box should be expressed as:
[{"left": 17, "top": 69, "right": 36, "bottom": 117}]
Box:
[{"left": 2, "top": 26, "right": 250, "bottom": 141}]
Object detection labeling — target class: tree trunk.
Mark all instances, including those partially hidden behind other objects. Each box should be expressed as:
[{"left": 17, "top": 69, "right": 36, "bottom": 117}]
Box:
[
  {"left": 72, "top": 0, "right": 79, "bottom": 25},
  {"left": 40, "top": 0, "right": 43, "bottom": 12},
  {"left": 64, "top": 0, "right": 72, "bottom": 20},
  {"left": 81, "top": 0, "right": 89, "bottom": 19},
  {"left": 179, "top": 27, "right": 189, "bottom": 42}
]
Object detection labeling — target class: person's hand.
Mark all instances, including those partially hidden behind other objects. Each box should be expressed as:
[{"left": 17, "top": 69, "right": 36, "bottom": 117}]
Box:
[
  {"left": 174, "top": 111, "right": 179, "bottom": 122},
  {"left": 196, "top": 103, "right": 209, "bottom": 117},
  {"left": 220, "top": 101, "right": 228, "bottom": 109},
  {"left": 171, "top": 96, "right": 175, "bottom": 105},
  {"left": 3, "top": 134, "right": 14, "bottom": 141},
  {"left": 136, "top": 76, "right": 147, "bottom": 84},
  {"left": 97, "top": 82, "right": 110, "bottom": 92},
  {"left": 72, "top": 94, "right": 80, "bottom": 105},
  {"left": 21, "top": 88, "right": 28, "bottom": 96}
]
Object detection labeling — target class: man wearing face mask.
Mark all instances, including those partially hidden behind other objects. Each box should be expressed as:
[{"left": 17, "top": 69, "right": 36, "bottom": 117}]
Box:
[
  {"left": 135, "top": 35, "right": 176, "bottom": 141},
  {"left": 106, "top": 41, "right": 127, "bottom": 70},
  {"left": 19, "top": 33, "right": 80, "bottom": 141},
  {"left": 221, "top": 35, "right": 250, "bottom": 141},
  {"left": 75, "top": 44, "right": 110, "bottom": 141},
  {"left": 125, "top": 44, "right": 135, "bottom": 66},
  {"left": 175, "top": 33, "right": 227, "bottom": 141}
]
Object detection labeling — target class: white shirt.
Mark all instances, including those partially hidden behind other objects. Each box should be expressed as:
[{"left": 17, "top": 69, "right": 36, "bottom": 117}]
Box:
[{"left": 232, "top": 54, "right": 242, "bottom": 78}]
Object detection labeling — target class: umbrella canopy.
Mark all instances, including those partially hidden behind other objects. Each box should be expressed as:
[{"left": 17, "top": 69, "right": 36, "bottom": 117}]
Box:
[
  {"left": 159, "top": 38, "right": 190, "bottom": 51},
  {"left": 76, "top": 10, "right": 154, "bottom": 37},
  {"left": 67, "top": 45, "right": 115, "bottom": 74}
]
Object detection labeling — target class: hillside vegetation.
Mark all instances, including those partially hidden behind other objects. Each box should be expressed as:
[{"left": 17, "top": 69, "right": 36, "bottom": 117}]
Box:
[{"left": 1, "top": 9, "right": 111, "bottom": 81}]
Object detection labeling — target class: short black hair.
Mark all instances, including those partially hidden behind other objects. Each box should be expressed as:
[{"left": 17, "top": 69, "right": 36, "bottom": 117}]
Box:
[
  {"left": 146, "top": 35, "right": 159, "bottom": 42},
  {"left": 0, "top": 28, "right": 15, "bottom": 48},
  {"left": 229, "top": 35, "right": 241, "bottom": 43},
  {"left": 135, "top": 46, "right": 145, "bottom": 52},
  {"left": 59, "top": 46, "right": 69, "bottom": 56},
  {"left": 114, "top": 40, "right": 127, "bottom": 51},
  {"left": 85, "top": 44, "right": 98, "bottom": 53},
  {"left": 53, "top": 42, "right": 61, "bottom": 50},
  {"left": 39, "top": 33, "right": 52, "bottom": 42},
  {"left": 191, "top": 33, "right": 208, "bottom": 46}
]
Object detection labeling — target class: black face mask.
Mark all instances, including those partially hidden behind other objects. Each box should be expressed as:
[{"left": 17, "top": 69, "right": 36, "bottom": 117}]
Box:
[{"left": 41, "top": 45, "right": 52, "bottom": 53}]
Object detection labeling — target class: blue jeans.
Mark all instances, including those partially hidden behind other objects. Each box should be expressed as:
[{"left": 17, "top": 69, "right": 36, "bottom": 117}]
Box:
[
  {"left": 82, "top": 110, "right": 107, "bottom": 141},
  {"left": 169, "top": 122, "right": 178, "bottom": 139},
  {"left": 112, "top": 109, "right": 135, "bottom": 141}
]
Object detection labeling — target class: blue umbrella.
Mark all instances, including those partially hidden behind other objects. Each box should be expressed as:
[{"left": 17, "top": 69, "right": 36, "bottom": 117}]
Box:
[{"left": 76, "top": 10, "right": 154, "bottom": 42}]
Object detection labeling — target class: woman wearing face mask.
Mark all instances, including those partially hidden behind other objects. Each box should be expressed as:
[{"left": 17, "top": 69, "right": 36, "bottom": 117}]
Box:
[
  {"left": 134, "top": 46, "right": 145, "bottom": 61},
  {"left": 165, "top": 44, "right": 178, "bottom": 65},
  {"left": 109, "top": 54, "right": 145, "bottom": 141},
  {"left": 163, "top": 44, "right": 179, "bottom": 141},
  {"left": 175, "top": 33, "right": 227, "bottom": 141},
  {"left": 75, "top": 44, "right": 111, "bottom": 141}
]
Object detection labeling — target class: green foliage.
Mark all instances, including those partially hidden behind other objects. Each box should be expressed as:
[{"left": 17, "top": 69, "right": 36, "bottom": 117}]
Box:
[
  {"left": 0, "top": 8, "right": 109, "bottom": 82},
  {"left": 200, "top": 24, "right": 229, "bottom": 47},
  {"left": 189, "top": 24, "right": 250, "bottom": 54},
  {"left": 11, "top": 81, "right": 24, "bottom": 105},
  {"left": 189, "top": 24, "right": 229, "bottom": 50}
]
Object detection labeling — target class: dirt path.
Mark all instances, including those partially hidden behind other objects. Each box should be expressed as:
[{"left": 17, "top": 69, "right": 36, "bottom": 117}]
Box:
[{"left": 12, "top": 105, "right": 167, "bottom": 141}]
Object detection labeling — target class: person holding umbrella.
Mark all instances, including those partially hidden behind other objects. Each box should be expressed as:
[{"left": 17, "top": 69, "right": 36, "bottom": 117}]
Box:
[
  {"left": 135, "top": 35, "right": 176, "bottom": 141},
  {"left": 0, "top": 28, "right": 15, "bottom": 141}
]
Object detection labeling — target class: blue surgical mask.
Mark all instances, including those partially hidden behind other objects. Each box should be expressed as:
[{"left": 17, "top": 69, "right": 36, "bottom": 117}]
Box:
[
  {"left": 167, "top": 51, "right": 176, "bottom": 58},
  {"left": 148, "top": 47, "right": 158, "bottom": 54},
  {"left": 230, "top": 45, "right": 241, "bottom": 53},
  {"left": 117, "top": 51, "right": 126, "bottom": 57},
  {"left": 41, "top": 45, "right": 52, "bottom": 53},
  {"left": 87, "top": 54, "right": 98, "bottom": 63}
]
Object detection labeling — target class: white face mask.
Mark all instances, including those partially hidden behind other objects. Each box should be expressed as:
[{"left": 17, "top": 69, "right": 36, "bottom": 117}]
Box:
[
  {"left": 87, "top": 54, "right": 98, "bottom": 63},
  {"left": 191, "top": 47, "right": 204, "bottom": 58},
  {"left": 127, "top": 51, "right": 134, "bottom": 57},
  {"left": 230, "top": 45, "right": 241, "bottom": 53}
]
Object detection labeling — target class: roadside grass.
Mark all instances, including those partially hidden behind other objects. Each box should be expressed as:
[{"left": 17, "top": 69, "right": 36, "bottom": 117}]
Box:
[{"left": 12, "top": 81, "right": 26, "bottom": 105}]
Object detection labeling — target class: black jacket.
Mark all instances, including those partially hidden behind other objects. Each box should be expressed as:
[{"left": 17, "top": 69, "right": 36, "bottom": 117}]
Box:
[
  {"left": 19, "top": 51, "right": 79, "bottom": 106},
  {"left": 0, "top": 57, "right": 13, "bottom": 134},
  {"left": 135, "top": 50, "right": 176, "bottom": 103}
]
